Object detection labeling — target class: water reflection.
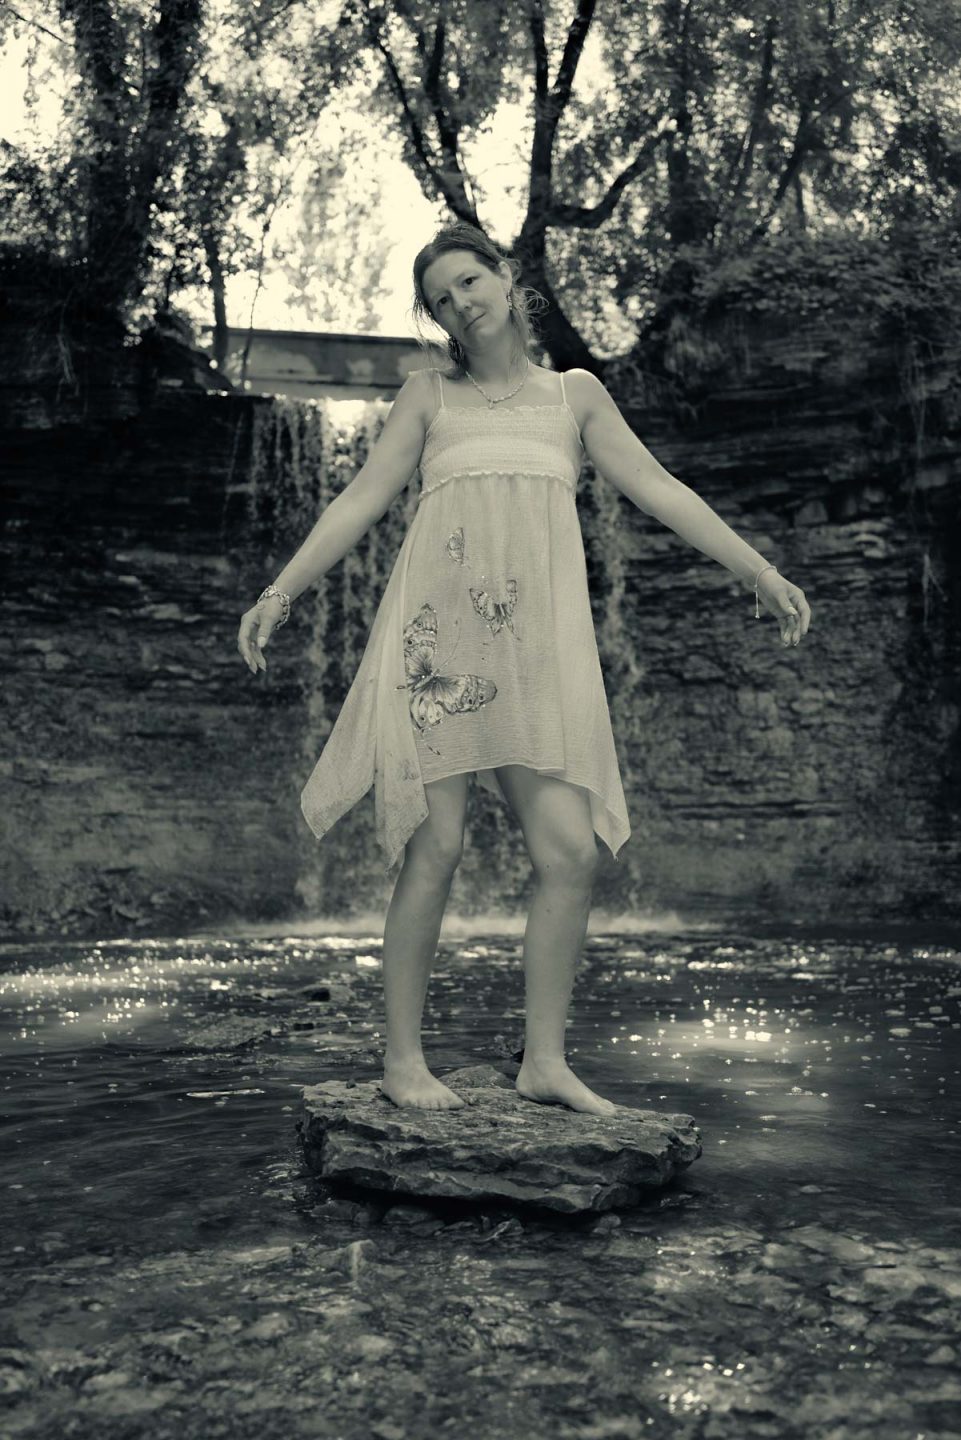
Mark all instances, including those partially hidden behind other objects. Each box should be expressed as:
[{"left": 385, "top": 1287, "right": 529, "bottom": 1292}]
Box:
[{"left": 1, "top": 928, "right": 959, "bottom": 1436}]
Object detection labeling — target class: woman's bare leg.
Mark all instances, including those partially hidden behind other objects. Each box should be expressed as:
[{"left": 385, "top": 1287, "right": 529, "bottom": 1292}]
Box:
[
  {"left": 380, "top": 772, "right": 469, "bottom": 1110},
  {"left": 491, "top": 765, "right": 618, "bottom": 1117}
]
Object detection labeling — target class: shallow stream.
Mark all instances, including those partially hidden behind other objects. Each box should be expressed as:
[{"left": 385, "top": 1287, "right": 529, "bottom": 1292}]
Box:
[{"left": 1, "top": 923, "right": 959, "bottom": 1439}]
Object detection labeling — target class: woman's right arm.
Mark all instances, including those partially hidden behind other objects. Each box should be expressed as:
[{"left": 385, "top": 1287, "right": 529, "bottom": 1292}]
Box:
[
  {"left": 274, "top": 367, "right": 433, "bottom": 602},
  {"left": 237, "top": 368, "right": 433, "bottom": 673}
]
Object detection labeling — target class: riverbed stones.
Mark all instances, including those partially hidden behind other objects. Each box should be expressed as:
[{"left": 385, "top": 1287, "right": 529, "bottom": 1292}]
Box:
[{"left": 298, "top": 1064, "right": 702, "bottom": 1214}]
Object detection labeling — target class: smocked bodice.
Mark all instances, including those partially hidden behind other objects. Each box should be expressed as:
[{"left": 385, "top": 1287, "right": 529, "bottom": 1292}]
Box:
[{"left": 418, "top": 402, "right": 584, "bottom": 504}]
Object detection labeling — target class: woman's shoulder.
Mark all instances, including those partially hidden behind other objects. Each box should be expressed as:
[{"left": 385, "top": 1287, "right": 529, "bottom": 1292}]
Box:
[
  {"left": 390, "top": 369, "right": 442, "bottom": 437},
  {"left": 560, "top": 366, "right": 602, "bottom": 389},
  {"left": 410, "top": 366, "right": 454, "bottom": 398},
  {"left": 561, "top": 367, "right": 608, "bottom": 410},
  {"left": 409, "top": 369, "right": 445, "bottom": 432}
]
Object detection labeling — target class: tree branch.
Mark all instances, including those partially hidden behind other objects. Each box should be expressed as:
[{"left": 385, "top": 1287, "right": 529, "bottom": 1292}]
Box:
[
  {"left": 726, "top": 12, "right": 777, "bottom": 208},
  {"left": 529, "top": 0, "right": 549, "bottom": 103},
  {"left": 528, "top": 0, "right": 595, "bottom": 143},
  {"left": 525, "top": 0, "right": 596, "bottom": 249},
  {"left": 749, "top": 105, "right": 812, "bottom": 240},
  {"left": 748, "top": 81, "right": 853, "bottom": 241},
  {"left": 549, "top": 0, "right": 596, "bottom": 114},
  {"left": 0, "top": 1, "right": 68, "bottom": 45},
  {"left": 362, "top": 0, "right": 478, "bottom": 224},
  {"left": 419, "top": 13, "right": 478, "bottom": 217},
  {"left": 547, "top": 124, "right": 671, "bottom": 227},
  {"left": 128, "top": 0, "right": 202, "bottom": 240},
  {"left": 384, "top": 1, "right": 463, "bottom": 164}
]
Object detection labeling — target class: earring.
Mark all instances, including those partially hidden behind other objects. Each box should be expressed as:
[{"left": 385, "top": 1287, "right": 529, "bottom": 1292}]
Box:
[{"left": 507, "top": 294, "right": 514, "bottom": 310}]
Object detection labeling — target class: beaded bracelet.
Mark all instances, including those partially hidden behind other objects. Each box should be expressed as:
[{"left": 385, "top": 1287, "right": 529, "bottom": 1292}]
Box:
[
  {"left": 257, "top": 584, "right": 291, "bottom": 628},
  {"left": 753, "top": 563, "right": 777, "bottom": 619}
]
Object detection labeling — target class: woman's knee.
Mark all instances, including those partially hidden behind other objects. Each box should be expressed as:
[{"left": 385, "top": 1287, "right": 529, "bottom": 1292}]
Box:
[
  {"left": 416, "top": 827, "right": 465, "bottom": 876},
  {"left": 493, "top": 768, "right": 598, "bottom": 886},
  {"left": 532, "top": 834, "right": 599, "bottom": 885},
  {"left": 405, "top": 774, "right": 468, "bottom": 876}
]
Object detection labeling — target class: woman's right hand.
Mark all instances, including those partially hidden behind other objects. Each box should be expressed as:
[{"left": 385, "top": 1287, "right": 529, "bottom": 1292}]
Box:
[{"left": 237, "top": 595, "right": 285, "bottom": 675}]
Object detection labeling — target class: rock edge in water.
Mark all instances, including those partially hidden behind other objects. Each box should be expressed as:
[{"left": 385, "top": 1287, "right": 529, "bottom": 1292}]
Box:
[{"left": 298, "top": 1064, "right": 702, "bottom": 1214}]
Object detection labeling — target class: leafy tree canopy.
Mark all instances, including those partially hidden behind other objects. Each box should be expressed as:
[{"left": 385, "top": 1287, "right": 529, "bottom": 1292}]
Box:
[{"left": 2, "top": 0, "right": 961, "bottom": 398}]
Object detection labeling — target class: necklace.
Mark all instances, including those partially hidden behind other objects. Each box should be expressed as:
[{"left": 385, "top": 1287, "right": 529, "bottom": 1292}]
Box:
[{"left": 463, "top": 355, "right": 530, "bottom": 409}]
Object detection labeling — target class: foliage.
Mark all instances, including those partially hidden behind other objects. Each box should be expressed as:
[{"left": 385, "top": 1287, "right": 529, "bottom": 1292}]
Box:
[
  {"left": 0, "top": 0, "right": 376, "bottom": 353},
  {"left": 307, "top": 0, "right": 961, "bottom": 376},
  {"left": 604, "top": 215, "right": 961, "bottom": 411},
  {"left": 2, "top": 0, "right": 961, "bottom": 392},
  {"left": 692, "top": 221, "right": 961, "bottom": 332},
  {"left": 161, "top": 2, "right": 380, "bottom": 344}
]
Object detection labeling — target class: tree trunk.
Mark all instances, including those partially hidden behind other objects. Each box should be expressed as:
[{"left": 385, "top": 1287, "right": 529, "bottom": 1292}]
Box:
[
  {"left": 513, "top": 219, "right": 603, "bottom": 377},
  {"left": 203, "top": 231, "right": 230, "bottom": 375},
  {"left": 62, "top": 0, "right": 203, "bottom": 321}
]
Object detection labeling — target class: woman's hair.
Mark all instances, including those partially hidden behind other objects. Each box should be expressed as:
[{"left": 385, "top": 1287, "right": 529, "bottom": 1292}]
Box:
[{"left": 410, "top": 221, "right": 547, "bottom": 380}]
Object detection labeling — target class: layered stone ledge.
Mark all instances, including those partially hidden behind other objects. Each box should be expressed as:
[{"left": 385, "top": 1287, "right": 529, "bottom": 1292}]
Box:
[{"left": 298, "top": 1064, "right": 702, "bottom": 1215}]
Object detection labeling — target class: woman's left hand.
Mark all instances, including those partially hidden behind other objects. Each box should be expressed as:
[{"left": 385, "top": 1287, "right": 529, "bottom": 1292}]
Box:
[{"left": 757, "top": 570, "right": 811, "bottom": 648}]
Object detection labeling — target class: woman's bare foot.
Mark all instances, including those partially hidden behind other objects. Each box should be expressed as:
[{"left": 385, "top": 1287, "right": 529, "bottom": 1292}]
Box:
[
  {"left": 380, "top": 1057, "right": 466, "bottom": 1111},
  {"left": 515, "top": 1056, "right": 619, "bottom": 1117}
]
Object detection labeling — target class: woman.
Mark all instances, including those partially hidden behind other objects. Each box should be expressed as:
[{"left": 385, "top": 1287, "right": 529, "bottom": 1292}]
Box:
[{"left": 237, "top": 221, "right": 810, "bottom": 1117}]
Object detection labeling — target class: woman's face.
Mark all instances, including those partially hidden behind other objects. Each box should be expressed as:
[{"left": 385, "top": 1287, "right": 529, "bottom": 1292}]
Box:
[{"left": 421, "top": 250, "right": 511, "bottom": 350}]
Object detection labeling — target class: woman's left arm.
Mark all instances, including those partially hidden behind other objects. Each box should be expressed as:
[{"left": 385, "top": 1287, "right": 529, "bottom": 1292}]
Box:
[{"left": 570, "top": 369, "right": 811, "bottom": 648}]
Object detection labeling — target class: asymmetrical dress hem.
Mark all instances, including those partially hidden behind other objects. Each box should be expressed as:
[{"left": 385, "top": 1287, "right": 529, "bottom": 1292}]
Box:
[{"left": 300, "top": 368, "right": 632, "bottom": 874}]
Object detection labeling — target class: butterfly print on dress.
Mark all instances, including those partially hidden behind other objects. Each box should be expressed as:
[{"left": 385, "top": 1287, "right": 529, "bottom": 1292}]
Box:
[
  {"left": 396, "top": 602, "right": 497, "bottom": 757},
  {"left": 471, "top": 578, "right": 520, "bottom": 639},
  {"left": 446, "top": 527, "right": 519, "bottom": 639},
  {"left": 446, "top": 527, "right": 467, "bottom": 565}
]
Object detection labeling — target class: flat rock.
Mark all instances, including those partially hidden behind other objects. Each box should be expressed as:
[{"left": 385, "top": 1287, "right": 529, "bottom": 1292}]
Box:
[{"left": 298, "top": 1064, "right": 702, "bottom": 1214}]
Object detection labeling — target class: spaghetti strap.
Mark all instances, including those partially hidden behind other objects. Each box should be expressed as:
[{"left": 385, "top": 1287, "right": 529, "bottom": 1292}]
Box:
[
  {"left": 559, "top": 371, "right": 567, "bottom": 405},
  {"left": 425, "top": 368, "right": 445, "bottom": 431}
]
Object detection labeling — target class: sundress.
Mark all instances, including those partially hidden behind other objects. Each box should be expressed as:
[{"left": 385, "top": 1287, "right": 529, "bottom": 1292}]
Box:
[{"left": 300, "top": 368, "right": 631, "bottom": 872}]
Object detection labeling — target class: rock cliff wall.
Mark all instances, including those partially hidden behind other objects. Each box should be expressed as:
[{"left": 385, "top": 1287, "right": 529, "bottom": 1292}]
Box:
[{"left": 2, "top": 319, "right": 958, "bottom": 937}]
